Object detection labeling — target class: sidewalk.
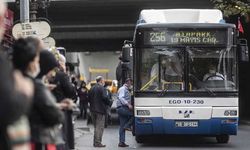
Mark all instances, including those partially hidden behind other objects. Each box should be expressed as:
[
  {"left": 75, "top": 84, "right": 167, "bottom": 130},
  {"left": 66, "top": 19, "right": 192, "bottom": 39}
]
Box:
[{"left": 74, "top": 119, "right": 90, "bottom": 141}]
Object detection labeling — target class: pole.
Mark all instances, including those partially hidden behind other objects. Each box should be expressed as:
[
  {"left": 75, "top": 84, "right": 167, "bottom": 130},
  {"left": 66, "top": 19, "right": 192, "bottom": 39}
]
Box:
[
  {"left": 20, "top": 0, "right": 30, "bottom": 23},
  {"left": 30, "top": 0, "right": 38, "bottom": 21}
]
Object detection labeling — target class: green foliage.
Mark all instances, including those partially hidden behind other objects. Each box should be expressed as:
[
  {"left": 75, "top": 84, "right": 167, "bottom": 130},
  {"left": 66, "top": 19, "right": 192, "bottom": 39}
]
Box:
[{"left": 210, "top": 0, "right": 250, "bottom": 17}]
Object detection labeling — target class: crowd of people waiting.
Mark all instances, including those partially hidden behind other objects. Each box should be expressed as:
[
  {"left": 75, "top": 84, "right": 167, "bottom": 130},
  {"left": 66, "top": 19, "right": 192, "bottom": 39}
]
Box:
[
  {"left": 0, "top": 37, "right": 79, "bottom": 150},
  {"left": 0, "top": 1, "right": 134, "bottom": 149},
  {"left": 0, "top": 1, "right": 82, "bottom": 149}
]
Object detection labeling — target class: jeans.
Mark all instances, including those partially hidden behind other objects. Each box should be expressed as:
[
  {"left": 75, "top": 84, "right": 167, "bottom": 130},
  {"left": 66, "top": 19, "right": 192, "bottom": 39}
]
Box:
[
  {"left": 117, "top": 106, "right": 133, "bottom": 144},
  {"left": 91, "top": 112, "right": 105, "bottom": 145}
]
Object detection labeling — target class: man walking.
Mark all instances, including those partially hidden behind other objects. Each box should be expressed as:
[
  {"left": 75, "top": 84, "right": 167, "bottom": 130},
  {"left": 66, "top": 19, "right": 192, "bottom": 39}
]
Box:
[
  {"left": 89, "top": 76, "right": 111, "bottom": 147},
  {"left": 117, "top": 78, "right": 133, "bottom": 147}
]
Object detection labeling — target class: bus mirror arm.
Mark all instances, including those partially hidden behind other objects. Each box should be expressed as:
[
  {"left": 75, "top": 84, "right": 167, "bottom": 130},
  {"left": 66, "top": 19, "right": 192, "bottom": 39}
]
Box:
[{"left": 124, "top": 40, "right": 133, "bottom": 45}]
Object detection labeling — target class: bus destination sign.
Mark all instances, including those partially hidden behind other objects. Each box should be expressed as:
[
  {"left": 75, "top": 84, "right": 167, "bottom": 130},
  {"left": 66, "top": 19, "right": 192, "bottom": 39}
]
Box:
[{"left": 143, "top": 29, "right": 227, "bottom": 45}]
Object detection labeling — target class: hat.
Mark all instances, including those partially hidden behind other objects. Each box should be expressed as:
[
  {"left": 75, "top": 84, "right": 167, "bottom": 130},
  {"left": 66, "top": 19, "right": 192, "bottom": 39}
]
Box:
[{"left": 37, "top": 50, "right": 59, "bottom": 79}]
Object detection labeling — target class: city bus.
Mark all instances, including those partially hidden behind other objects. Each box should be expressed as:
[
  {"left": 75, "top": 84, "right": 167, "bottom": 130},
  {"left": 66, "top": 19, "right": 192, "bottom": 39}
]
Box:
[{"left": 121, "top": 9, "right": 249, "bottom": 144}]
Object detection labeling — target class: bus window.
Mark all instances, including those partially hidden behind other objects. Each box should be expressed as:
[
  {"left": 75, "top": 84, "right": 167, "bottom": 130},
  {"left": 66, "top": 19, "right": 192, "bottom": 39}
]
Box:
[
  {"left": 159, "top": 50, "right": 184, "bottom": 91},
  {"left": 189, "top": 48, "right": 237, "bottom": 92},
  {"left": 139, "top": 48, "right": 159, "bottom": 91},
  {"left": 139, "top": 48, "right": 184, "bottom": 91}
]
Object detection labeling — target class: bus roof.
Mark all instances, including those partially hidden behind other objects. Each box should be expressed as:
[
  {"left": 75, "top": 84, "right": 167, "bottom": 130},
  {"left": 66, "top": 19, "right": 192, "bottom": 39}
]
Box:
[
  {"left": 136, "top": 23, "right": 235, "bottom": 29},
  {"left": 138, "top": 9, "right": 223, "bottom": 24}
]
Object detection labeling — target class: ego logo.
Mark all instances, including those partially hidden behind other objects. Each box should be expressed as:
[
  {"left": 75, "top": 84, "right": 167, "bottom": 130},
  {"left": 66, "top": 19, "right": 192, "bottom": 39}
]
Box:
[{"left": 179, "top": 110, "right": 194, "bottom": 118}]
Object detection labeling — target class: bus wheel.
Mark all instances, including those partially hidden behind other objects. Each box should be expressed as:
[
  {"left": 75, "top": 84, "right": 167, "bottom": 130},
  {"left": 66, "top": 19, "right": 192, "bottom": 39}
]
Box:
[
  {"left": 216, "top": 135, "right": 230, "bottom": 143},
  {"left": 136, "top": 135, "right": 146, "bottom": 143}
]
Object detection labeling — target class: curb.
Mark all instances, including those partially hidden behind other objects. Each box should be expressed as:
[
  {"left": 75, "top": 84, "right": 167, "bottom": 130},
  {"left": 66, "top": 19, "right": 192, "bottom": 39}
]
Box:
[{"left": 77, "top": 127, "right": 90, "bottom": 132}]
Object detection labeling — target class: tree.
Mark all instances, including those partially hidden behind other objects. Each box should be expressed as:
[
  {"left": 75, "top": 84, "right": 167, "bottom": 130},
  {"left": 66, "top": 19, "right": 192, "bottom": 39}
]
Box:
[{"left": 210, "top": 0, "right": 250, "bottom": 17}]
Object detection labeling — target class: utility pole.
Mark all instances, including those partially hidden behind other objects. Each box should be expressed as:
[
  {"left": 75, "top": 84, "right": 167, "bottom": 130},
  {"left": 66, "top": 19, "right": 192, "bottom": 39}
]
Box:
[
  {"left": 20, "top": 0, "right": 30, "bottom": 23},
  {"left": 30, "top": 0, "right": 38, "bottom": 21}
]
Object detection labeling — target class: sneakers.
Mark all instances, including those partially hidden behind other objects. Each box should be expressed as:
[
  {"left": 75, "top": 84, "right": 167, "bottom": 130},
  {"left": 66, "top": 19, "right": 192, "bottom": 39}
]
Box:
[
  {"left": 118, "top": 142, "right": 129, "bottom": 147},
  {"left": 94, "top": 144, "right": 106, "bottom": 148}
]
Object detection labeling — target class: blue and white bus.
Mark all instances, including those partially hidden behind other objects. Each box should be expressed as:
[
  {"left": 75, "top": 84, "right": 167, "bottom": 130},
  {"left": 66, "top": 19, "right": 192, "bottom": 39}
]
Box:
[{"left": 121, "top": 9, "right": 249, "bottom": 144}]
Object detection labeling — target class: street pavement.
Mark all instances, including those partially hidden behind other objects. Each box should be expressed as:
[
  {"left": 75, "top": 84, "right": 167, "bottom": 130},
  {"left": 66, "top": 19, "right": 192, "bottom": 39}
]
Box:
[{"left": 74, "top": 120, "right": 250, "bottom": 150}]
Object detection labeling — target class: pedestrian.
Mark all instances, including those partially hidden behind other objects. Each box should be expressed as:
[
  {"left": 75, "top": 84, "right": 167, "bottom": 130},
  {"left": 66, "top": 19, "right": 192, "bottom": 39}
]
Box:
[
  {"left": 77, "top": 81, "right": 89, "bottom": 119},
  {"left": 50, "top": 53, "right": 76, "bottom": 150},
  {"left": 71, "top": 76, "right": 79, "bottom": 102},
  {"left": 0, "top": 2, "right": 34, "bottom": 149},
  {"left": 88, "top": 76, "right": 111, "bottom": 147},
  {"left": 38, "top": 50, "right": 76, "bottom": 150},
  {"left": 0, "top": 59, "right": 33, "bottom": 150},
  {"left": 12, "top": 38, "right": 65, "bottom": 150},
  {"left": 117, "top": 78, "right": 134, "bottom": 147},
  {"left": 0, "top": 56, "right": 34, "bottom": 150}
]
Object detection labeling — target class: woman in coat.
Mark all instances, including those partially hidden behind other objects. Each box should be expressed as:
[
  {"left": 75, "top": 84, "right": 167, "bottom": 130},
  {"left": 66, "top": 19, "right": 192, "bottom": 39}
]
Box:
[
  {"left": 12, "top": 38, "right": 65, "bottom": 150},
  {"left": 77, "top": 81, "right": 89, "bottom": 119}
]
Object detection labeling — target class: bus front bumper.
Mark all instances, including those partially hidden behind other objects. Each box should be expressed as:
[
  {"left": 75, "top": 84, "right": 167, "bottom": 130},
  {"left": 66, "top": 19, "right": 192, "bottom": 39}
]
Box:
[{"left": 135, "top": 117, "right": 238, "bottom": 136}]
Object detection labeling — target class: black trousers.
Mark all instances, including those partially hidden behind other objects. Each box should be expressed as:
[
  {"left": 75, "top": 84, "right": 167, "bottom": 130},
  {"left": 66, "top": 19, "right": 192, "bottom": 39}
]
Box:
[{"left": 62, "top": 110, "right": 74, "bottom": 150}]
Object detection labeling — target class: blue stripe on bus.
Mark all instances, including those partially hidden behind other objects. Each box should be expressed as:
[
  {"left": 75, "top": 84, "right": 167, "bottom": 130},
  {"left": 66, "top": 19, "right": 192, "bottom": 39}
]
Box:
[{"left": 135, "top": 117, "right": 238, "bottom": 135}]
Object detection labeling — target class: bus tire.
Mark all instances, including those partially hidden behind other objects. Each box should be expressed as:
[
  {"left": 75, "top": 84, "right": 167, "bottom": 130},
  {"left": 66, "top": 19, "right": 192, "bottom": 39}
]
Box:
[
  {"left": 216, "top": 135, "right": 230, "bottom": 143},
  {"left": 136, "top": 135, "right": 145, "bottom": 143}
]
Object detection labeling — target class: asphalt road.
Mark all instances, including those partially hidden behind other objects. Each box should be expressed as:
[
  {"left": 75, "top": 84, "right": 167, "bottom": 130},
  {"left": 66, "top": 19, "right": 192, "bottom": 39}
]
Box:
[{"left": 74, "top": 122, "right": 250, "bottom": 150}]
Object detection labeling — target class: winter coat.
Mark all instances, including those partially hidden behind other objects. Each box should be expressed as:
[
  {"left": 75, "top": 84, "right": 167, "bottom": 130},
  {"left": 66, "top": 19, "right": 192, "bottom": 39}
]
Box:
[
  {"left": 28, "top": 78, "right": 64, "bottom": 144},
  {"left": 88, "top": 83, "right": 110, "bottom": 114},
  {"left": 78, "top": 87, "right": 88, "bottom": 104},
  {"left": 0, "top": 52, "right": 30, "bottom": 150},
  {"left": 51, "top": 71, "right": 76, "bottom": 102}
]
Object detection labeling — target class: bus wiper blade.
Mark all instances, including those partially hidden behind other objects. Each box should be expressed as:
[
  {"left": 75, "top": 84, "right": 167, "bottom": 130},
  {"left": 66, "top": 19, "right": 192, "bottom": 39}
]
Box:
[
  {"left": 203, "top": 87, "right": 216, "bottom": 96},
  {"left": 159, "top": 89, "right": 168, "bottom": 96}
]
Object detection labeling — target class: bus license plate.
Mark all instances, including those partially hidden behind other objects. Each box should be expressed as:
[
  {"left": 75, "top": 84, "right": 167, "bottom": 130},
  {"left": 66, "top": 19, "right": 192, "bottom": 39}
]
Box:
[{"left": 175, "top": 121, "right": 199, "bottom": 127}]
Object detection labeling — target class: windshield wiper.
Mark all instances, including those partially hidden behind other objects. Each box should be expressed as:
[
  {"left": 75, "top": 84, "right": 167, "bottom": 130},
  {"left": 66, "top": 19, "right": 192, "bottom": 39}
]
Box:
[
  {"left": 203, "top": 86, "right": 216, "bottom": 96},
  {"left": 159, "top": 89, "right": 168, "bottom": 97}
]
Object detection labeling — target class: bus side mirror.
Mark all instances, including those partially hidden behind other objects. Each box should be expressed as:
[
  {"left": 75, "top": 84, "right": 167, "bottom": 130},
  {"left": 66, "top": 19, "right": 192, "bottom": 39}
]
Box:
[
  {"left": 122, "top": 44, "right": 132, "bottom": 62},
  {"left": 238, "top": 39, "right": 249, "bottom": 62}
]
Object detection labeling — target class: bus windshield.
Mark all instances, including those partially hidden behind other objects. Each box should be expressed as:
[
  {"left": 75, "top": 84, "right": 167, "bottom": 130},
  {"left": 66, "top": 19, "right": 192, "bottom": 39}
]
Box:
[
  {"left": 137, "top": 47, "right": 237, "bottom": 92},
  {"left": 189, "top": 47, "right": 237, "bottom": 92}
]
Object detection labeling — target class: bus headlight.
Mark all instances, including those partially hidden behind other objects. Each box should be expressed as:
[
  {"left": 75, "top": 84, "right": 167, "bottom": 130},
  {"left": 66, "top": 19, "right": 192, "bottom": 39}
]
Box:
[
  {"left": 137, "top": 110, "right": 150, "bottom": 116},
  {"left": 224, "top": 110, "right": 237, "bottom": 116}
]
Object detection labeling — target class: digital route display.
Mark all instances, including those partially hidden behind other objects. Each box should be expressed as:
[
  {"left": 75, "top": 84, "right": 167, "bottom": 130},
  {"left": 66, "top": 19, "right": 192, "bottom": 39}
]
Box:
[{"left": 143, "top": 29, "right": 227, "bottom": 45}]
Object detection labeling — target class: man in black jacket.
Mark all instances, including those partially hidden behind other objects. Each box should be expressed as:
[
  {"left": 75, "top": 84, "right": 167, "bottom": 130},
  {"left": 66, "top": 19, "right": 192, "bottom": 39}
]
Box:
[
  {"left": 89, "top": 76, "right": 111, "bottom": 147},
  {"left": 0, "top": 51, "right": 33, "bottom": 150}
]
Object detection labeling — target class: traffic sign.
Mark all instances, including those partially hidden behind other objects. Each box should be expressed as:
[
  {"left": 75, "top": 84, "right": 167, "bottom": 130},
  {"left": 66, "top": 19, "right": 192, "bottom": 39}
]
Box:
[
  {"left": 12, "top": 21, "right": 51, "bottom": 39},
  {"left": 43, "top": 37, "right": 56, "bottom": 48}
]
